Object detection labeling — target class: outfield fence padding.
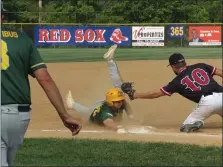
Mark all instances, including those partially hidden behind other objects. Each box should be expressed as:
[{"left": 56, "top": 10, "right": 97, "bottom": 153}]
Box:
[{"left": 3, "top": 23, "right": 222, "bottom": 48}]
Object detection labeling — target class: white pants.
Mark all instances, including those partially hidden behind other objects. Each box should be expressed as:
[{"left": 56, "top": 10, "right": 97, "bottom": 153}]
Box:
[
  {"left": 73, "top": 60, "right": 123, "bottom": 117},
  {"left": 183, "top": 92, "right": 222, "bottom": 125}
]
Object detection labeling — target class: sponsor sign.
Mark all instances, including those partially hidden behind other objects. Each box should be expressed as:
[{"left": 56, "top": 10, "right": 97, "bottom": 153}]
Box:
[
  {"left": 188, "top": 26, "right": 221, "bottom": 46},
  {"left": 132, "top": 26, "right": 164, "bottom": 46},
  {"left": 34, "top": 26, "right": 131, "bottom": 46},
  {"left": 168, "top": 24, "right": 185, "bottom": 38}
]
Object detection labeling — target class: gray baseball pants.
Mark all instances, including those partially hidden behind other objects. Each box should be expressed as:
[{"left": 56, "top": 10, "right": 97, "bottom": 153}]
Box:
[{"left": 1, "top": 104, "right": 30, "bottom": 166}]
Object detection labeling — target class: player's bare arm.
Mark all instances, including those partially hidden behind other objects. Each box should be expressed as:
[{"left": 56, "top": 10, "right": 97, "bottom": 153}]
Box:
[
  {"left": 121, "top": 82, "right": 166, "bottom": 100},
  {"left": 103, "top": 118, "right": 119, "bottom": 130},
  {"left": 103, "top": 118, "right": 127, "bottom": 133},
  {"left": 134, "top": 90, "right": 166, "bottom": 99},
  {"left": 34, "top": 68, "right": 82, "bottom": 135},
  {"left": 214, "top": 68, "right": 222, "bottom": 77}
]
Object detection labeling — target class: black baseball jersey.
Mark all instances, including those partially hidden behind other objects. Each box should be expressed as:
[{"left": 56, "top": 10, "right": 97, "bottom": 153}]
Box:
[{"left": 160, "top": 63, "right": 223, "bottom": 103}]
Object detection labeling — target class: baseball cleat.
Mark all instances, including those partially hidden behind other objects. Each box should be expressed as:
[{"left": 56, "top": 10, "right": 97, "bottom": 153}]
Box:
[
  {"left": 180, "top": 121, "right": 204, "bottom": 133},
  {"left": 66, "top": 90, "right": 75, "bottom": 109},
  {"left": 103, "top": 44, "right": 118, "bottom": 61}
]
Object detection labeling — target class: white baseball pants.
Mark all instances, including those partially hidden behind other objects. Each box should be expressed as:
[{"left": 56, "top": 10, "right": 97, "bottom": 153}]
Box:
[{"left": 183, "top": 92, "right": 222, "bottom": 125}]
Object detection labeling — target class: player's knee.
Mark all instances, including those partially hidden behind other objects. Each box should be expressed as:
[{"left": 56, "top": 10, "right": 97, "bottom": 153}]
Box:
[{"left": 1, "top": 156, "right": 8, "bottom": 167}]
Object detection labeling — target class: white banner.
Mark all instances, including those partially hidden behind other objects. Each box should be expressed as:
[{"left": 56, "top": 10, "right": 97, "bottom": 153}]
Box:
[
  {"left": 189, "top": 42, "right": 221, "bottom": 46},
  {"left": 132, "top": 26, "right": 165, "bottom": 46}
]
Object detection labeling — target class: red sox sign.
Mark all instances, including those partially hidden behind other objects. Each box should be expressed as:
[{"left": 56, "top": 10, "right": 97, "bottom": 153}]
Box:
[{"left": 35, "top": 26, "right": 131, "bottom": 46}]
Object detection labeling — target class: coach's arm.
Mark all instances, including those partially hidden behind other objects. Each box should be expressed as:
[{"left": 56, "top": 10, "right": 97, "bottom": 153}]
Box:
[{"left": 34, "top": 68, "right": 82, "bottom": 135}]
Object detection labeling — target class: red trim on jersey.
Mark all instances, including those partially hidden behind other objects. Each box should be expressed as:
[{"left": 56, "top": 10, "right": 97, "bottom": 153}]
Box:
[
  {"left": 160, "top": 87, "right": 172, "bottom": 96},
  {"left": 211, "top": 67, "right": 216, "bottom": 76}
]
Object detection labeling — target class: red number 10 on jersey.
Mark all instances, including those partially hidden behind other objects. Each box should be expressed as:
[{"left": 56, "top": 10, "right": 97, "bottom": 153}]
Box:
[{"left": 181, "top": 68, "right": 210, "bottom": 91}]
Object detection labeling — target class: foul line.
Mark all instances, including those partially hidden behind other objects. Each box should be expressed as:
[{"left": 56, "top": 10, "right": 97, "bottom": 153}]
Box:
[{"left": 27, "top": 129, "right": 222, "bottom": 138}]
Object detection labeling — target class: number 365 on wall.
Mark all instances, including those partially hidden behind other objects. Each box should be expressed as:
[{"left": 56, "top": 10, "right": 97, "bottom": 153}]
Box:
[{"left": 168, "top": 25, "right": 185, "bottom": 38}]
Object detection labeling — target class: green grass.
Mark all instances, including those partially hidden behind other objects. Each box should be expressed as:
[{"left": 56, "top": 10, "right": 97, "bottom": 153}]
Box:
[
  {"left": 15, "top": 138, "right": 222, "bottom": 166},
  {"left": 22, "top": 48, "right": 222, "bottom": 166},
  {"left": 38, "top": 47, "right": 222, "bottom": 63}
]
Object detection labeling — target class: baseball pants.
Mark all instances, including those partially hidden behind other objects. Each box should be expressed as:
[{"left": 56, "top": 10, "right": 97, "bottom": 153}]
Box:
[
  {"left": 183, "top": 92, "right": 222, "bottom": 125},
  {"left": 1, "top": 104, "right": 30, "bottom": 166},
  {"left": 72, "top": 59, "right": 122, "bottom": 117}
]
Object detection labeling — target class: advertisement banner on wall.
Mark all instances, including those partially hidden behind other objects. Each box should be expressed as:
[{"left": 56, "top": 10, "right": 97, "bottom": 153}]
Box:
[
  {"left": 132, "top": 26, "right": 164, "bottom": 46},
  {"left": 188, "top": 26, "right": 221, "bottom": 46},
  {"left": 168, "top": 24, "right": 185, "bottom": 38},
  {"left": 34, "top": 26, "right": 131, "bottom": 46}
]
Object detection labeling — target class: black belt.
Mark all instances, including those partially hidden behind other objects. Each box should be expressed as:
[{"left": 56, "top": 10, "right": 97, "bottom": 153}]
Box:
[
  {"left": 18, "top": 106, "right": 31, "bottom": 112},
  {"left": 203, "top": 92, "right": 213, "bottom": 97}
]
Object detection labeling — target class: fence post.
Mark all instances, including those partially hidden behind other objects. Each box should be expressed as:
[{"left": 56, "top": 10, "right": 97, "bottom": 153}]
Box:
[{"left": 20, "top": 23, "right": 22, "bottom": 32}]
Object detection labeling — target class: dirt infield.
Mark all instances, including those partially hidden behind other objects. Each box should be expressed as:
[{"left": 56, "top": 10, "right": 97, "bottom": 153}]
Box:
[{"left": 25, "top": 59, "right": 222, "bottom": 146}]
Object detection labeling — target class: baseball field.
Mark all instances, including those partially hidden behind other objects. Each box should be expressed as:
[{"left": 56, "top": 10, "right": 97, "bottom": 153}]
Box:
[{"left": 15, "top": 47, "right": 222, "bottom": 166}]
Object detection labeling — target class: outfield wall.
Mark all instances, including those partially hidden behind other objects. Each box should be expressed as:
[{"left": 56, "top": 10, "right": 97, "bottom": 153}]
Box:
[{"left": 3, "top": 23, "right": 222, "bottom": 48}]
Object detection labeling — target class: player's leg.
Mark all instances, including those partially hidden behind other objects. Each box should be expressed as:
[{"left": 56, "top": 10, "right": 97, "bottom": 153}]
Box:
[
  {"left": 104, "top": 45, "right": 136, "bottom": 118},
  {"left": 73, "top": 103, "right": 92, "bottom": 117},
  {"left": 104, "top": 44, "right": 123, "bottom": 88},
  {"left": 7, "top": 112, "right": 30, "bottom": 166},
  {"left": 213, "top": 92, "right": 222, "bottom": 117},
  {"left": 107, "top": 59, "right": 123, "bottom": 88},
  {"left": 1, "top": 106, "right": 17, "bottom": 166},
  {"left": 1, "top": 106, "right": 30, "bottom": 166},
  {"left": 66, "top": 90, "right": 92, "bottom": 117},
  {"left": 180, "top": 93, "right": 222, "bottom": 132},
  {"left": 7, "top": 145, "right": 21, "bottom": 166},
  {"left": 1, "top": 139, "right": 8, "bottom": 166},
  {"left": 1, "top": 106, "right": 8, "bottom": 166}
]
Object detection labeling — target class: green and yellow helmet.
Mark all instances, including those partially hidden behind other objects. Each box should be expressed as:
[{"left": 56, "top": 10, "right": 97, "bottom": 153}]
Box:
[{"left": 106, "top": 88, "right": 125, "bottom": 107}]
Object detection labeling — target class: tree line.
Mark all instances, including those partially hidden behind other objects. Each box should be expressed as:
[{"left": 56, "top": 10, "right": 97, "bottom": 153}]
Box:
[{"left": 4, "top": 0, "right": 222, "bottom": 23}]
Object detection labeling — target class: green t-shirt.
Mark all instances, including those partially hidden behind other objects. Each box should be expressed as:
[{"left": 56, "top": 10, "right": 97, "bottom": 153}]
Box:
[
  {"left": 1, "top": 28, "right": 46, "bottom": 105},
  {"left": 89, "top": 101, "right": 124, "bottom": 125}
]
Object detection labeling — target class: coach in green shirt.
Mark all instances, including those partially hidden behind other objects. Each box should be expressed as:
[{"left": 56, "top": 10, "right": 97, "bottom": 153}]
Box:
[{"left": 1, "top": 2, "right": 82, "bottom": 166}]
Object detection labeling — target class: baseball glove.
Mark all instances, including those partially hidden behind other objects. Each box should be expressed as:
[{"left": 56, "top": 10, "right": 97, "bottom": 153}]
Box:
[{"left": 121, "top": 82, "right": 136, "bottom": 100}]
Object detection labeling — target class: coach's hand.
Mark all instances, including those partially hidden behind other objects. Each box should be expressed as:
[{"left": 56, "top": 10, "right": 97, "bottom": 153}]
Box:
[
  {"left": 62, "top": 115, "right": 82, "bottom": 136},
  {"left": 121, "top": 82, "right": 136, "bottom": 100}
]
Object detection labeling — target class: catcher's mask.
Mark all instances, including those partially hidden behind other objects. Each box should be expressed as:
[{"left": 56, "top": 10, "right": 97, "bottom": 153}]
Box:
[{"left": 106, "top": 88, "right": 125, "bottom": 107}]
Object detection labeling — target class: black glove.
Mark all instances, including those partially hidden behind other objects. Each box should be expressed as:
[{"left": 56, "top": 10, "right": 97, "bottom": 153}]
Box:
[{"left": 121, "top": 82, "right": 136, "bottom": 100}]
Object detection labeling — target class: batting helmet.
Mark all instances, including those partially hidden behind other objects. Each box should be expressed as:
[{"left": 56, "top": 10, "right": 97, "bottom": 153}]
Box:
[{"left": 106, "top": 88, "right": 125, "bottom": 107}]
